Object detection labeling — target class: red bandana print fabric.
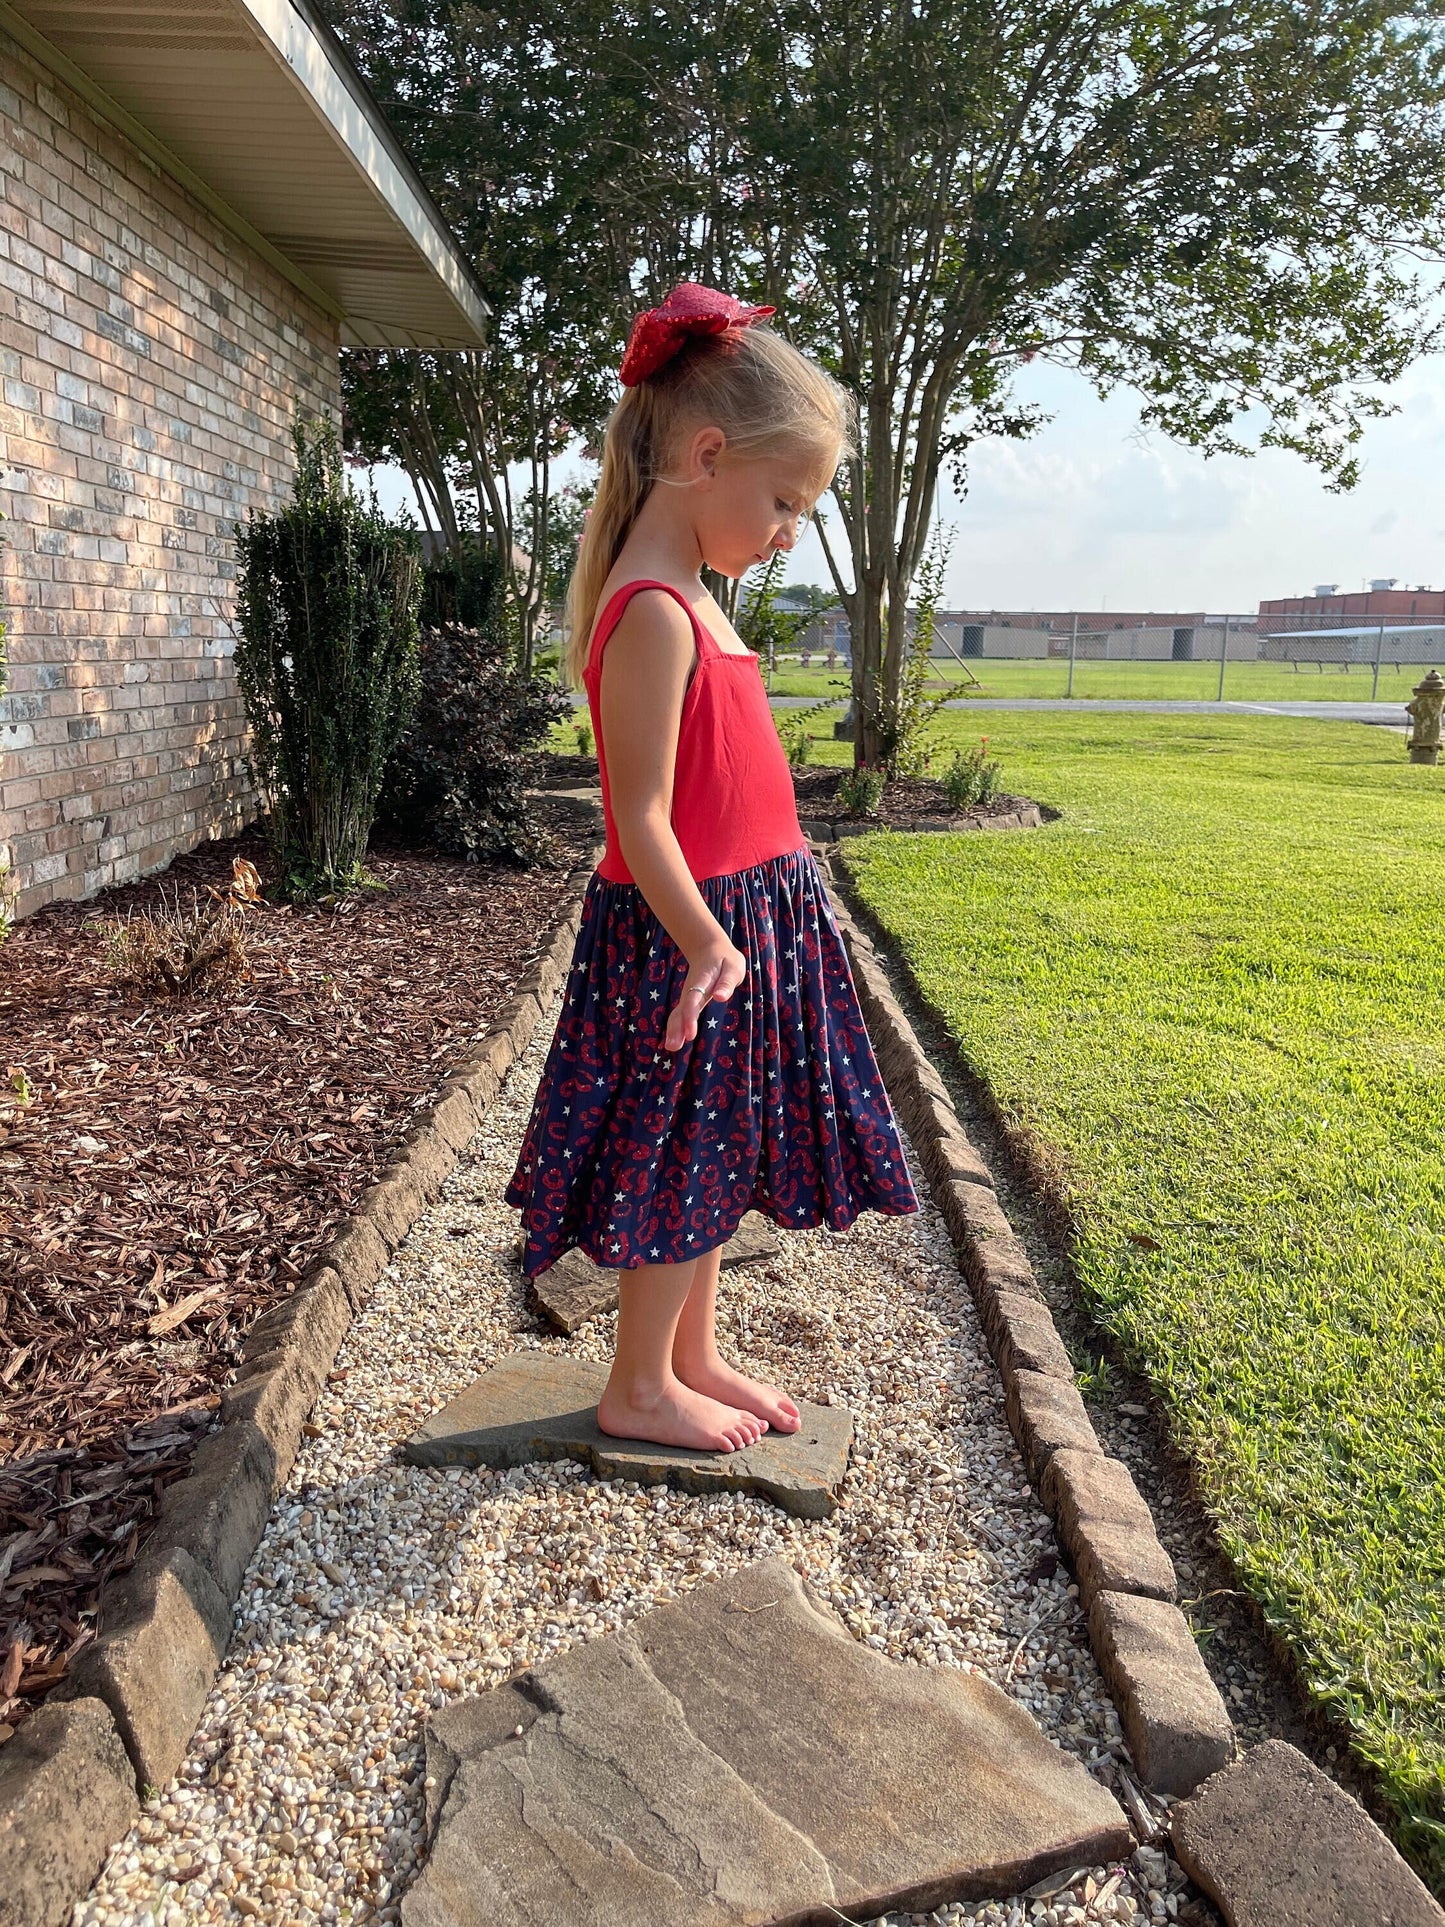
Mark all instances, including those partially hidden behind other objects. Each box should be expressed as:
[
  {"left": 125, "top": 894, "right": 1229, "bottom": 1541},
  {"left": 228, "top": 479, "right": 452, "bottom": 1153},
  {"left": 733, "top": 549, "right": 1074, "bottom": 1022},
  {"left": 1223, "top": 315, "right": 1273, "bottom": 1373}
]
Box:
[{"left": 619, "top": 281, "right": 776, "bottom": 386}]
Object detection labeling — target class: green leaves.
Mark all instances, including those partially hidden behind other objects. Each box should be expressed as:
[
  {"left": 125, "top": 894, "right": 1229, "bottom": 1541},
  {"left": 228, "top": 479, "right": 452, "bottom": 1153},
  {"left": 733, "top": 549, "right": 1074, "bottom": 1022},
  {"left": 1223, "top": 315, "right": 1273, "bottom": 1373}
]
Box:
[
  {"left": 233, "top": 414, "right": 423, "bottom": 900},
  {"left": 324, "top": 0, "right": 1445, "bottom": 761}
]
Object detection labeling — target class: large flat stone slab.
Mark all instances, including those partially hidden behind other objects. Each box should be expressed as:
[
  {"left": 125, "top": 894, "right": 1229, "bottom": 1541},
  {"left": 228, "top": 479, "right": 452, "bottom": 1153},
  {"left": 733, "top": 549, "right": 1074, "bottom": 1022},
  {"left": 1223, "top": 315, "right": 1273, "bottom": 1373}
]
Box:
[
  {"left": 403, "top": 1557, "right": 1131, "bottom": 1927},
  {"left": 528, "top": 1212, "right": 782, "bottom": 1335},
  {"left": 1170, "top": 1739, "right": 1445, "bottom": 1927},
  {"left": 403, "top": 1352, "right": 850, "bottom": 1519}
]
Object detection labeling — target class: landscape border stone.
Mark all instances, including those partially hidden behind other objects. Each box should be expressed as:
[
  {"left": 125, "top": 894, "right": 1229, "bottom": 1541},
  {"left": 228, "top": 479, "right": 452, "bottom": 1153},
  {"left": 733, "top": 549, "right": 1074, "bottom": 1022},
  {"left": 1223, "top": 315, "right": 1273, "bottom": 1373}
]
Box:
[
  {"left": 1039, "top": 1449, "right": 1179, "bottom": 1607},
  {"left": 56, "top": 1543, "right": 232, "bottom": 1794},
  {"left": 1005, "top": 1370, "right": 1104, "bottom": 1485},
  {"left": 1, "top": 822, "right": 607, "bottom": 1927},
  {"left": 986, "top": 1289, "right": 1078, "bottom": 1384},
  {"left": 0, "top": 1698, "right": 139, "bottom": 1927},
  {"left": 1170, "top": 1737, "right": 1445, "bottom": 1926},
  {"left": 815, "top": 833, "right": 1237, "bottom": 1808},
  {"left": 1089, "top": 1592, "right": 1236, "bottom": 1799}
]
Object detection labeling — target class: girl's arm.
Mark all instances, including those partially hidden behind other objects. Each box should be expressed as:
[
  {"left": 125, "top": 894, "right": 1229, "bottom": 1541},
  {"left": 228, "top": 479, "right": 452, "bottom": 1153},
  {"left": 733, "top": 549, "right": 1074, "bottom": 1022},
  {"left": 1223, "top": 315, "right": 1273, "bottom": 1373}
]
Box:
[{"left": 597, "top": 590, "right": 747, "bottom": 1050}]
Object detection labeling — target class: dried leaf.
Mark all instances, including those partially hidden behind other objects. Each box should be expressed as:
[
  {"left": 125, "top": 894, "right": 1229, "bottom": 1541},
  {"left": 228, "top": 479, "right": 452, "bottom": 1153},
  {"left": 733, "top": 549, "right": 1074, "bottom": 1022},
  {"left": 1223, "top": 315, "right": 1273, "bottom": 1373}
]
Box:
[{"left": 145, "top": 1287, "right": 224, "bottom": 1338}]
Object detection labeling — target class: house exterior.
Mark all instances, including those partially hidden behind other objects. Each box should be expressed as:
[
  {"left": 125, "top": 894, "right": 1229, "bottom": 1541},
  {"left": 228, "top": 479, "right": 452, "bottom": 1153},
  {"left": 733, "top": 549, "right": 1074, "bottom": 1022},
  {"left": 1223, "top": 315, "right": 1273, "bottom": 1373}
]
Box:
[{"left": 0, "top": 0, "right": 487, "bottom": 919}]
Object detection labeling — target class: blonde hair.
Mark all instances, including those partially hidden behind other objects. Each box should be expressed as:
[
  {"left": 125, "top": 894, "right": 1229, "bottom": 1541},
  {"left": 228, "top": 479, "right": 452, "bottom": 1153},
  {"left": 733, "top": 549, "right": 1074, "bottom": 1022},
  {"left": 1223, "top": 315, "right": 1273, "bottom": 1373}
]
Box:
[{"left": 562, "top": 324, "right": 856, "bottom": 689}]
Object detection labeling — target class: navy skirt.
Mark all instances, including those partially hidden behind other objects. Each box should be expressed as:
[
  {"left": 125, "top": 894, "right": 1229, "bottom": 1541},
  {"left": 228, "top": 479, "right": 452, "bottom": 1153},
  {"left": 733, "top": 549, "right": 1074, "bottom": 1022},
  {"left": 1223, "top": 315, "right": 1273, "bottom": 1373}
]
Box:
[{"left": 503, "top": 844, "right": 920, "bottom": 1279}]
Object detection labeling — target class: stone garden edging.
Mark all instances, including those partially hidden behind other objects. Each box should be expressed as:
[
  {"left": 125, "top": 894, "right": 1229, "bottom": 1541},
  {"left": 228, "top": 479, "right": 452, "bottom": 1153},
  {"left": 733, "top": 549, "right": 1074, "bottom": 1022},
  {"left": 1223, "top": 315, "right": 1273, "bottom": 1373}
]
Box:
[
  {"left": 810, "top": 835, "right": 1239, "bottom": 1808},
  {"left": 0, "top": 830, "right": 608, "bottom": 1927}
]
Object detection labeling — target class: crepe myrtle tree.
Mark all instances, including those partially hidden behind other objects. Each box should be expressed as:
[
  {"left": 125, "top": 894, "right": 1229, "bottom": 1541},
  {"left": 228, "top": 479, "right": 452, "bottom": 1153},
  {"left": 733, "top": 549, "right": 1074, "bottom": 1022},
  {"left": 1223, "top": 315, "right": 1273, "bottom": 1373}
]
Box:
[
  {"left": 325, "top": 0, "right": 1445, "bottom": 762},
  {"left": 725, "top": 0, "right": 1445, "bottom": 764}
]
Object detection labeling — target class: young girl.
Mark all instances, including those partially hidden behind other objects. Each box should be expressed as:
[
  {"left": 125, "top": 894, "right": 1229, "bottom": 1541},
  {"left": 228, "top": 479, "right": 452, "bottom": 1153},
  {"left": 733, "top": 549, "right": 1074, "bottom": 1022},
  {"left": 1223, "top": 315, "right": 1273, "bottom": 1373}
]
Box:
[{"left": 504, "top": 282, "right": 919, "bottom": 1455}]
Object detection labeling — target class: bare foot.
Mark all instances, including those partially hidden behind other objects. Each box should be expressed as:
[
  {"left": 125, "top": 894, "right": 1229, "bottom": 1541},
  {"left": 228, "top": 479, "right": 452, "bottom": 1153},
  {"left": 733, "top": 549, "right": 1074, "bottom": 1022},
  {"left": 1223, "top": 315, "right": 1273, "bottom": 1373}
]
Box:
[
  {"left": 673, "top": 1353, "right": 802, "bottom": 1433},
  {"left": 596, "top": 1374, "right": 768, "bottom": 1454}
]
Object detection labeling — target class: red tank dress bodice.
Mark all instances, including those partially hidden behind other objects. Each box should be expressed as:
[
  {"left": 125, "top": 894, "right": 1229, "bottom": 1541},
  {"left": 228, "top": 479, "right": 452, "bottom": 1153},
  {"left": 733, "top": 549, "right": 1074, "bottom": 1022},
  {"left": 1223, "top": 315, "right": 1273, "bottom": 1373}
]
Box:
[{"left": 582, "top": 579, "right": 806, "bottom": 885}]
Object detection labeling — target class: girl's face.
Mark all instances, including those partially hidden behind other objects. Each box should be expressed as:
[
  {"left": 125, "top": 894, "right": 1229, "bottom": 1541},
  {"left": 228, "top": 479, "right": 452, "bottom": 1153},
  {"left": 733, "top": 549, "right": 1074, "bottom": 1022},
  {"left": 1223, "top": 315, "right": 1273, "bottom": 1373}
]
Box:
[{"left": 688, "top": 432, "right": 837, "bottom": 580}]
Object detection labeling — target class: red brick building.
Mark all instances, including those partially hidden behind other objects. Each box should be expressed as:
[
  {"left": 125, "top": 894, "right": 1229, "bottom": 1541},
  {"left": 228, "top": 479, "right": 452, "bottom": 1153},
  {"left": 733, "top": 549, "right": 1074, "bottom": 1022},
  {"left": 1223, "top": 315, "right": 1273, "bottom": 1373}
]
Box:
[{"left": 1258, "top": 583, "right": 1445, "bottom": 628}]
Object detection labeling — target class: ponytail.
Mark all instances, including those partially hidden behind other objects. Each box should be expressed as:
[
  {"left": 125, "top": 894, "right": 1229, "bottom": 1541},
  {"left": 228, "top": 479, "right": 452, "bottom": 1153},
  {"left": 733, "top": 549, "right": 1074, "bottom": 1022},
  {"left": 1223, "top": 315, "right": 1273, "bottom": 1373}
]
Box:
[{"left": 563, "top": 386, "right": 656, "bottom": 689}]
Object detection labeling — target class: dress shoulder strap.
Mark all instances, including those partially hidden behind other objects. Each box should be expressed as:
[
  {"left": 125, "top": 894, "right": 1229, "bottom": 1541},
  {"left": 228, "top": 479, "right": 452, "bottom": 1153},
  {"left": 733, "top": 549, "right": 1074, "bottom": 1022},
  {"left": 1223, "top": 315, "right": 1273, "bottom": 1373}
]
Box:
[{"left": 586, "top": 579, "right": 720, "bottom": 678}]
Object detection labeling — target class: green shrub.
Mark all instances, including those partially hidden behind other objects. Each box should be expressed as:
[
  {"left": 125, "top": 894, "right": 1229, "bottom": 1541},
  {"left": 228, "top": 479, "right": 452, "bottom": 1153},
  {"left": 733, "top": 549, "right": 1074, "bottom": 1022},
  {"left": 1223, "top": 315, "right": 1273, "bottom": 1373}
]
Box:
[
  {"left": 374, "top": 622, "right": 572, "bottom": 865},
  {"left": 783, "top": 720, "right": 813, "bottom": 766},
  {"left": 838, "top": 760, "right": 887, "bottom": 816},
  {"left": 233, "top": 414, "right": 422, "bottom": 900},
  {"left": 942, "top": 737, "right": 1004, "bottom": 809},
  {"left": 575, "top": 719, "right": 594, "bottom": 758},
  {"left": 421, "top": 534, "right": 501, "bottom": 632},
  {"left": 859, "top": 523, "right": 956, "bottom": 778}
]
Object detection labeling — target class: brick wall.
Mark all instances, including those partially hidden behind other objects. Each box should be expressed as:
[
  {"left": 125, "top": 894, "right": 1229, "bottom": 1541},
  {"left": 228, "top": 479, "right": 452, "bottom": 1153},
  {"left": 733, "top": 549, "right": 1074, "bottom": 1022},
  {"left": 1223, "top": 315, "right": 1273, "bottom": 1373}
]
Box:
[{"left": 0, "top": 30, "right": 342, "bottom": 919}]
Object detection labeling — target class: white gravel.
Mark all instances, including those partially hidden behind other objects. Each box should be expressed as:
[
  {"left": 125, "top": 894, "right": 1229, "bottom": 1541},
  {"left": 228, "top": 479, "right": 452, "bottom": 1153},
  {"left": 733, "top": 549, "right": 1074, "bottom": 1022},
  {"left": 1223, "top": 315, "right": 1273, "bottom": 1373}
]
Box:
[{"left": 75, "top": 973, "right": 1193, "bottom": 1927}]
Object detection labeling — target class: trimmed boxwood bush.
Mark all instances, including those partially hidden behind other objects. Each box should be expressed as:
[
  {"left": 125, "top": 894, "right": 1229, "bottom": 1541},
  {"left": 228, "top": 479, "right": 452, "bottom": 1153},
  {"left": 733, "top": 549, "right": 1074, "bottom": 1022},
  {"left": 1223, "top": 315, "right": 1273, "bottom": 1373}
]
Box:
[{"left": 233, "top": 414, "right": 422, "bottom": 899}]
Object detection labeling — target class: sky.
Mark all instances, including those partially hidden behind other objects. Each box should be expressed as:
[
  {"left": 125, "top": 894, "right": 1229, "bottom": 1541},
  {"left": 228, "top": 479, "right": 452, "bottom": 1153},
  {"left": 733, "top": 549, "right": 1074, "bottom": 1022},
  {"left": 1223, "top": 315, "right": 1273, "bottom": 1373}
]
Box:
[{"left": 364, "top": 325, "right": 1445, "bottom": 619}]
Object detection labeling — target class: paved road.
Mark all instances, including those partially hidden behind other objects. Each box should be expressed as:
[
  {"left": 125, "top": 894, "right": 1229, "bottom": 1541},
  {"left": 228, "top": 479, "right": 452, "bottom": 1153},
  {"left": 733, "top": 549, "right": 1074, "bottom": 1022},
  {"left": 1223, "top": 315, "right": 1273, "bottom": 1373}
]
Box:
[{"left": 567, "top": 692, "right": 1412, "bottom": 730}]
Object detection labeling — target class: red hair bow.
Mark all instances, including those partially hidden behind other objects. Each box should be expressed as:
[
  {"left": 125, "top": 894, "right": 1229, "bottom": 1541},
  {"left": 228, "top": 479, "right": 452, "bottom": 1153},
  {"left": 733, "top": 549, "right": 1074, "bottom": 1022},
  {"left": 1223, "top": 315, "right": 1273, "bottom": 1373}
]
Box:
[{"left": 619, "top": 281, "right": 776, "bottom": 387}]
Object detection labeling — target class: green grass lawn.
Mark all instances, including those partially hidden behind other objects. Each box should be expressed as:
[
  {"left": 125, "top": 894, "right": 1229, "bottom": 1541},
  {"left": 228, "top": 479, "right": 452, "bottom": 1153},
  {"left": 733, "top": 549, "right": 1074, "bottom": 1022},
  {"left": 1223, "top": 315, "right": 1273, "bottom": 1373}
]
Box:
[
  {"left": 757, "top": 654, "right": 1437, "bottom": 704},
  {"left": 825, "top": 713, "right": 1444, "bottom": 1890}
]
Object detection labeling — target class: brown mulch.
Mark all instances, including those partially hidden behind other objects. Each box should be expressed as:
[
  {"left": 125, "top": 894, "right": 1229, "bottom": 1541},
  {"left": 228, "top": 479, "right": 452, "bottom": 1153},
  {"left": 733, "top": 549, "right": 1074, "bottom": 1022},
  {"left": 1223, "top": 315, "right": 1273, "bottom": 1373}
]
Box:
[
  {"left": 535, "top": 748, "right": 1048, "bottom": 830},
  {"left": 788, "top": 765, "right": 1048, "bottom": 829},
  {"left": 0, "top": 800, "right": 594, "bottom": 1734}
]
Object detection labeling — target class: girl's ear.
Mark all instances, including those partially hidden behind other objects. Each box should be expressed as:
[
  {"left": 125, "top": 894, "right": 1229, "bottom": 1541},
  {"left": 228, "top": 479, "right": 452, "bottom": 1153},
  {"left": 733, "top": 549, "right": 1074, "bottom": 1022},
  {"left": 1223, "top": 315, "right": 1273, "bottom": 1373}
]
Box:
[{"left": 687, "top": 424, "right": 727, "bottom": 484}]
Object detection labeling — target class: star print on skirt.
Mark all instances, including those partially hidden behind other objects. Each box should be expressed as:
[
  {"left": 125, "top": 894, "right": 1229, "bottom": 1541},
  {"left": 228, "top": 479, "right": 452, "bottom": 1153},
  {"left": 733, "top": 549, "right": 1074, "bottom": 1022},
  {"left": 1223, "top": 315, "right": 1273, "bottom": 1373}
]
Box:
[{"left": 503, "top": 844, "right": 920, "bottom": 1278}]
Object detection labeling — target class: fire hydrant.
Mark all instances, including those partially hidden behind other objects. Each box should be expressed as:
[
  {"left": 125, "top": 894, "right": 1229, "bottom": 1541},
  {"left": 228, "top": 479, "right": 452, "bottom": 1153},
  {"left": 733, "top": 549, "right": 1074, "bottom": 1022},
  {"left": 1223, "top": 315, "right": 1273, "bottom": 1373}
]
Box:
[{"left": 1405, "top": 667, "right": 1444, "bottom": 766}]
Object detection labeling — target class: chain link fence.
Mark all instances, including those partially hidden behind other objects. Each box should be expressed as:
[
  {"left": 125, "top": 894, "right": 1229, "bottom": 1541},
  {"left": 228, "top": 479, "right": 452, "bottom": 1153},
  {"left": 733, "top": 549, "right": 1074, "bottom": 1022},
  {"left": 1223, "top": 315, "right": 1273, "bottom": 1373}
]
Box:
[{"left": 787, "top": 609, "right": 1444, "bottom": 705}]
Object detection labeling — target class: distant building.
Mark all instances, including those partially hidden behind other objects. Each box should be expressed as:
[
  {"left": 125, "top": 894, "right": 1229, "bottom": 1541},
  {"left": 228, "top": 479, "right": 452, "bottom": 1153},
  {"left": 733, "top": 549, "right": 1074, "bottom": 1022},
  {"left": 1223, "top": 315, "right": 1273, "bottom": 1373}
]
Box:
[
  {"left": 801, "top": 606, "right": 1257, "bottom": 662},
  {"left": 1259, "top": 584, "right": 1445, "bottom": 629},
  {"left": 1258, "top": 624, "right": 1445, "bottom": 667},
  {"left": 936, "top": 607, "right": 1224, "bottom": 635}
]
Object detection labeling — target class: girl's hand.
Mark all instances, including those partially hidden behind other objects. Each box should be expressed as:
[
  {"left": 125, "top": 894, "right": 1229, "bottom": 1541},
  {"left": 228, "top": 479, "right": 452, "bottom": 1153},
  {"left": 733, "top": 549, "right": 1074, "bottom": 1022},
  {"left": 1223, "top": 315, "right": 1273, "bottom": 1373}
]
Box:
[{"left": 663, "top": 940, "right": 747, "bottom": 1052}]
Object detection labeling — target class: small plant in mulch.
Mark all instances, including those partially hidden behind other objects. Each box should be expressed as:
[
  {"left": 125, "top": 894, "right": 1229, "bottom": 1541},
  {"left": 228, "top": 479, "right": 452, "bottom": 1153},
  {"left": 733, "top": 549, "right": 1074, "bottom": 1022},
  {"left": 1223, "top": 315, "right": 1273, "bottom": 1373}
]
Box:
[
  {"left": 92, "top": 858, "right": 264, "bottom": 998},
  {"left": 837, "top": 761, "right": 888, "bottom": 817},
  {"left": 575, "top": 718, "right": 594, "bottom": 758},
  {"left": 941, "top": 736, "right": 1004, "bottom": 810},
  {"left": 782, "top": 718, "right": 814, "bottom": 766}
]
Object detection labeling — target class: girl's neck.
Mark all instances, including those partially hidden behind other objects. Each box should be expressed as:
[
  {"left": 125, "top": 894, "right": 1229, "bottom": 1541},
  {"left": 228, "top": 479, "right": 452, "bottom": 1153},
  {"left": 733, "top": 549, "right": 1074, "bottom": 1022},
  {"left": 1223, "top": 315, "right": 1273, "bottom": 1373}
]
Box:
[{"left": 619, "top": 485, "right": 706, "bottom": 592}]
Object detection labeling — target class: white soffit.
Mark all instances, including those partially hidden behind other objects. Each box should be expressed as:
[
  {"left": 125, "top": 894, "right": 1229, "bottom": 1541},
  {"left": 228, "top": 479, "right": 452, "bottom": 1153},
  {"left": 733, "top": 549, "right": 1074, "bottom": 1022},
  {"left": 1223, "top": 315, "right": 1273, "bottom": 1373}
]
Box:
[{"left": 2, "top": 0, "right": 489, "bottom": 347}]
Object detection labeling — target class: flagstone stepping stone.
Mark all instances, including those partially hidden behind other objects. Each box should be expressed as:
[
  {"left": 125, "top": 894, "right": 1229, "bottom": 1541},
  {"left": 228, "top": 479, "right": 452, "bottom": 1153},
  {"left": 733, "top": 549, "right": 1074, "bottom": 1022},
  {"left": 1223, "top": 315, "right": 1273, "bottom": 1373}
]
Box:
[
  {"left": 403, "top": 1353, "right": 849, "bottom": 1518},
  {"left": 402, "top": 1556, "right": 1132, "bottom": 1927},
  {"left": 526, "top": 1212, "right": 782, "bottom": 1335}
]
